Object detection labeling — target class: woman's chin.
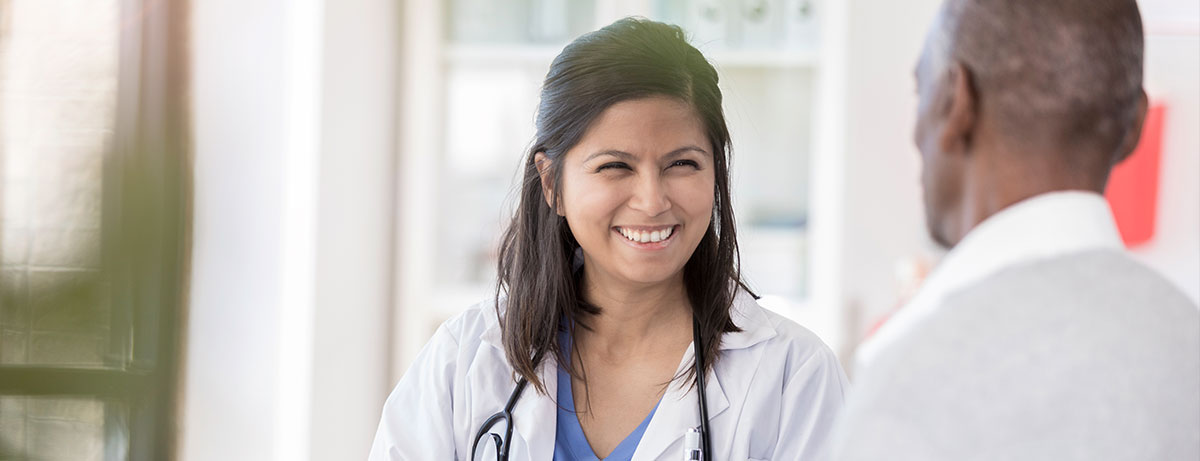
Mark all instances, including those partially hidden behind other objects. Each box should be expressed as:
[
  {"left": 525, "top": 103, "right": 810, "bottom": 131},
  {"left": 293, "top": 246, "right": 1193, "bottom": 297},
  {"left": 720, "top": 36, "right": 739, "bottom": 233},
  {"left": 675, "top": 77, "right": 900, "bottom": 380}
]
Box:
[{"left": 616, "top": 266, "right": 685, "bottom": 287}]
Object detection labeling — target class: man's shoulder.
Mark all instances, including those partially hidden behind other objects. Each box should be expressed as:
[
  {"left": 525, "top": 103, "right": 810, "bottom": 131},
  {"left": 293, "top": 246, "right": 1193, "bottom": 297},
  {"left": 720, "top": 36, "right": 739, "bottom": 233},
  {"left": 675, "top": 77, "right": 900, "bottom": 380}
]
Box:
[
  {"left": 866, "top": 248, "right": 1199, "bottom": 392},
  {"left": 980, "top": 249, "right": 1192, "bottom": 301},
  {"left": 940, "top": 249, "right": 1198, "bottom": 330},
  {"left": 841, "top": 249, "right": 1200, "bottom": 459}
]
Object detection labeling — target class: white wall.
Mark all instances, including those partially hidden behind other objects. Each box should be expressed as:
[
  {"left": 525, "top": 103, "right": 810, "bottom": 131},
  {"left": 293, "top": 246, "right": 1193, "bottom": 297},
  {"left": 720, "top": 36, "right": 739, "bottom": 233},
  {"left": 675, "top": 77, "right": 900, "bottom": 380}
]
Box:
[
  {"left": 814, "top": 0, "right": 942, "bottom": 363},
  {"left": 184, "top": 1, "right": 397, "bottom": 459},
  {"left": 310, "top": 0, "right": 397, "bottom": 458},
  {"left": 185, "top": 0, "right": 293, "bottom": 458},
  {"left": 1130, "top": 29, "right": 1200, "bottom": 304}
]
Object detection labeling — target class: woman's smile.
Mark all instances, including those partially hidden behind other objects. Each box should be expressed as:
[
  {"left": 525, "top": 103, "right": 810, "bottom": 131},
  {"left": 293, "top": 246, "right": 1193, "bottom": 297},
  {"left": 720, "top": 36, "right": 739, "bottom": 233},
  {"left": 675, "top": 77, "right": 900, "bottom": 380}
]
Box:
[{"left": 612, "top": 224, "right": 680, "bottom": 250}]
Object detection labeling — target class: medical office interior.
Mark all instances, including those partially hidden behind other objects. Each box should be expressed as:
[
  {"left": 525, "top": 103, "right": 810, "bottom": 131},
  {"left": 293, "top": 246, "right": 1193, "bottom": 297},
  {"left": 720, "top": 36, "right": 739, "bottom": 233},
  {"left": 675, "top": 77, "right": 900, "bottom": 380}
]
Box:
[{"left": 0, "top": 0, "right": 1196, "bottom": 459}]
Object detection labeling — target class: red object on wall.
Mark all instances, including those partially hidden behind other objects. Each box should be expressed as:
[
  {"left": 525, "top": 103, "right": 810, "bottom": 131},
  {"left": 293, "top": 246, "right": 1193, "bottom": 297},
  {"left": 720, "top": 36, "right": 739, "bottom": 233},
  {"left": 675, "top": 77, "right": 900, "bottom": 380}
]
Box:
[{"left": 1105, "top": 104, "right": 1165, "bottom": 247}]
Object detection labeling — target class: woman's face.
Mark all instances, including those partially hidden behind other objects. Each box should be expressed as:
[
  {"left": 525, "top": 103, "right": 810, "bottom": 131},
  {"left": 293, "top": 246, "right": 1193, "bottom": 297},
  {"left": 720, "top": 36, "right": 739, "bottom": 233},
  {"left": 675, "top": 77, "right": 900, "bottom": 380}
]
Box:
[{"left": 544, "top": 96, "right": 716, "bottom": 289}]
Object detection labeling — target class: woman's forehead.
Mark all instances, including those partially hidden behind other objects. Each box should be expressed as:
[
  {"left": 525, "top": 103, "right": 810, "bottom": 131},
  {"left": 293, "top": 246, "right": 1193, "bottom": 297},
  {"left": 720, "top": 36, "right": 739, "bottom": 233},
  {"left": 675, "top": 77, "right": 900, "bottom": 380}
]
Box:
[{"left": 569, "top": 97, "right": 708, "bottom": 159}]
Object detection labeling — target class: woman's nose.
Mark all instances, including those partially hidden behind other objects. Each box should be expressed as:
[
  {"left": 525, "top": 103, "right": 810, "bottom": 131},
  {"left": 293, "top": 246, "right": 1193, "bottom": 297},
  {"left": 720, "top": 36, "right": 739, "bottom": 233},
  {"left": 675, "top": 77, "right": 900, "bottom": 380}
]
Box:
[{"left": 628, "top": 173, "right": 671, "bottom": 216}]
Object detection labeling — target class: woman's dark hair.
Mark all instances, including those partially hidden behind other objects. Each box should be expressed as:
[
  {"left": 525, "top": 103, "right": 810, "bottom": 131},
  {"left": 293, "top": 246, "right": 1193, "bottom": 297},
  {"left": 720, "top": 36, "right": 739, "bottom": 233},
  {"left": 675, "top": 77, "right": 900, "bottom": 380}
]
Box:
[{"left": 495, "top": 17, "right": 748, "bottom": 395}]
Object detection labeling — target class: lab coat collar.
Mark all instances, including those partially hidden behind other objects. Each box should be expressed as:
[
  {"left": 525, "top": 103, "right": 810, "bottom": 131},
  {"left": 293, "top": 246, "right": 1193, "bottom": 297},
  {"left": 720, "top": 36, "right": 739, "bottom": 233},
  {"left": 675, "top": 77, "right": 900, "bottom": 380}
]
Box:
[
  {"left": 479, "top": 299, "right": 504, "bottom": 350},
  {"left": 718, "top": 289, "right": 777, "bottom": 350}
]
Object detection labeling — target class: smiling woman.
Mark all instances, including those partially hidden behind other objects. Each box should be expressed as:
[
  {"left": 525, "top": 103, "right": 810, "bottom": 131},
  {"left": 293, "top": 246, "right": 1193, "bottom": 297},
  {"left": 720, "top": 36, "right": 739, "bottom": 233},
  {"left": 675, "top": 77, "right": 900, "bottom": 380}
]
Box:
[
  {"left": 370, "top": 17, "right": 848, "bottom": 461},
  {"left": 536, "top": 96, "right": 716, "bottom": 310},
  {"left": 531, "top": 93, "right": 724, "bottom": 460}
]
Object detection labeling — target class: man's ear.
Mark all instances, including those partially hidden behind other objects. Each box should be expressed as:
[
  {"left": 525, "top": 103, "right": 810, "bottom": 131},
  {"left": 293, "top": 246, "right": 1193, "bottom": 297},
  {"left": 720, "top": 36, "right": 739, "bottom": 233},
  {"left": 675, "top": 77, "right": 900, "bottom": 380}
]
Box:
[
  {"left": 533, "top": 151, "right": 562, "bottom": 215},
  {"left": 1113, "top": 89, "right": 1149, "bottom": 165},
  {"left": 938, "top": 61, "right": 978, "bottom": 156}
]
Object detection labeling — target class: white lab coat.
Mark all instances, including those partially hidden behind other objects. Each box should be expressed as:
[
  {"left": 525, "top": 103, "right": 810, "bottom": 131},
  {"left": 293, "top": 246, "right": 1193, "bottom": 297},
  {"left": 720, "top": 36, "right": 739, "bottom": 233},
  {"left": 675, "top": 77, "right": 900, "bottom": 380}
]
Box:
[{"left": 369, "top": 290, "right": 848, "bottom": 460}]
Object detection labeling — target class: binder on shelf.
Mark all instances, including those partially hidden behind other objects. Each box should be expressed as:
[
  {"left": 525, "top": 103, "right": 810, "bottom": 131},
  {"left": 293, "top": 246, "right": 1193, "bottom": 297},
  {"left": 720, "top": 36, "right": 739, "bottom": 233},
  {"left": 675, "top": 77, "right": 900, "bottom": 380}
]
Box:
[
  {"left": 735, "top": 0, "right": 781, "bottom": 49},
  {"left": 667, "top": 0, "right": 729, "bottom": 49},
  {"left": 449, "top": 0, "right": 530, "bottom": 44},
  {"left": 782, "top": 0, "right": 820, "bottom": 51},
  {"left": 528, "top": 0, "right": 569, "bottom": 43}
]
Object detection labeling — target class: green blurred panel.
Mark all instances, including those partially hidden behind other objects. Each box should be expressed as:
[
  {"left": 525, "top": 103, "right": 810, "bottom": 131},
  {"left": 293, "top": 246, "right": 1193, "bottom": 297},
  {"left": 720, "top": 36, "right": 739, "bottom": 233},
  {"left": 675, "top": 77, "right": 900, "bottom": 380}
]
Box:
[
  {"left": 0, "top": 0, "right": 184, "bottom": 458},
  {"left": 1, "top": 268, "right": 117, "bottom": 368},
  {"left": 0, "top": 0, "right": 121, "bottom": 371},
  {"left": 0, "top": 231, "right": 29, "bottom": 266},
  {"left": 0, "top": 331, "right": 26, "bottom": 363},
  {"left": 28, "top": 333, "right": 108, "bottom": 366},
  {"left": 29, "top": 272, "right": 109, "bottom": 333},
  {"left": 0, "top": 270, "right": 28, "bottom": 330},
  {"left": 0, "top": 395, "right": 127, "bottom": 460}
]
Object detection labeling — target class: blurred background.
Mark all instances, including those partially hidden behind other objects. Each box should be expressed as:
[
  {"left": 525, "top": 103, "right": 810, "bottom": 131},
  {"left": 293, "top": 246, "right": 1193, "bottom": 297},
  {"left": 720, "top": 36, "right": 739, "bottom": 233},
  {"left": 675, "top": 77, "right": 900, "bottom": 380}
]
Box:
[{"left": 0, "top": 0, "right": 1195, "bottom": 459}]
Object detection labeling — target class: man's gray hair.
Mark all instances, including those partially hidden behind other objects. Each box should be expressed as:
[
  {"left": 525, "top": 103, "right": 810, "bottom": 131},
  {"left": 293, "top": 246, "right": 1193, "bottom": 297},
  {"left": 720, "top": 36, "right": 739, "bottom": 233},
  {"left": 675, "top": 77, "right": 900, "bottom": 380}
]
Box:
[{"left": 941, "top": 0, "right": 1144, "bottom": 162}]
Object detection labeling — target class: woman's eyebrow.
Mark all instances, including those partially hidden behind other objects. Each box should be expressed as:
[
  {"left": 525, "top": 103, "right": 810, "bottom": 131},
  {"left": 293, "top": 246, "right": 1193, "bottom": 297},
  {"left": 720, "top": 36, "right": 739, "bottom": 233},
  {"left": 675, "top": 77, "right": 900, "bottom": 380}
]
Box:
[
  {"left": 584, "top": 145, "right": 710, "bottom": 163},
  {"left": 664, "top": 145, "right": 710, "bottom": 159},
  {"left": 583, "top": 149, "right": 635, "bottom": 163}
]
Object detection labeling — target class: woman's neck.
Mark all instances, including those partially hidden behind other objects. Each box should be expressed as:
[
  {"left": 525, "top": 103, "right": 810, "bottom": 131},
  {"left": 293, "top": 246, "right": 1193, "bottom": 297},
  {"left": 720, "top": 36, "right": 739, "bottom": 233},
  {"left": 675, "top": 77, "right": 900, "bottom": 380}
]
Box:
[{"left": 575, "top": 268, "right": 692, "bottom": 361}]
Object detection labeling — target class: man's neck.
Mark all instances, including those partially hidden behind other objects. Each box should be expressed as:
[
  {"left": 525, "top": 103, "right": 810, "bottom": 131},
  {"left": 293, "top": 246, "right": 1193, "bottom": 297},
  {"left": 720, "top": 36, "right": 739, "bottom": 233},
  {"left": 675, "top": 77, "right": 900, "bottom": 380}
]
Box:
[{"left": 955, "top": 143, "right": 1108, "bottom": 244}]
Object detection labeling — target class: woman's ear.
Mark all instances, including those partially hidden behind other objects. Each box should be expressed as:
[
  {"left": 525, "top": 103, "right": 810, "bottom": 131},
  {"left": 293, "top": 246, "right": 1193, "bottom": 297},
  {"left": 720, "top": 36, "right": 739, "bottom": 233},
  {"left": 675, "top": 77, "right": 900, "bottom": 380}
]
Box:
[{"left": 534, "top": 152, "right": 562, "bottom": 215}]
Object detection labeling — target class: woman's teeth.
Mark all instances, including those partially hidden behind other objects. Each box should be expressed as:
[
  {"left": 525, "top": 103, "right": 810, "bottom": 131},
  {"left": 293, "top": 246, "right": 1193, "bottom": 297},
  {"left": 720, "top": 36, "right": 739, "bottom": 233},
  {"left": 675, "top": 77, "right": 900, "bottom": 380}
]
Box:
[{"left": 618, "top": 226, "right": 673, "bottom": 243}]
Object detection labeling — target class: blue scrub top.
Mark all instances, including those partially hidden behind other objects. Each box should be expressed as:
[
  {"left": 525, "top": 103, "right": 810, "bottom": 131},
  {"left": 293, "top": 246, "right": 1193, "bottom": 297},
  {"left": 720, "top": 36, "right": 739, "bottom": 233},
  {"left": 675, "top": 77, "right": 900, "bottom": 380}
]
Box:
[{"left": 554, "top": 328, "right": 660, "bottom": 461}]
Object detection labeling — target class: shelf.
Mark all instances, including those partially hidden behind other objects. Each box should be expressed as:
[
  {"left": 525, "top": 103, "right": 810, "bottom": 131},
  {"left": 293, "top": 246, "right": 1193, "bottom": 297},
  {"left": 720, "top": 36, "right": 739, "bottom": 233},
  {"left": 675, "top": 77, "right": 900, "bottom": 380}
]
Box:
[
  {"left": 444, "top": 44, "right": 820, "bottom": 69},
  {"left": 708, "top": 49, "right": 819, "bottom": 69},
  {"left": 444, "top": 44, "right": 563, "bottom": 64}
]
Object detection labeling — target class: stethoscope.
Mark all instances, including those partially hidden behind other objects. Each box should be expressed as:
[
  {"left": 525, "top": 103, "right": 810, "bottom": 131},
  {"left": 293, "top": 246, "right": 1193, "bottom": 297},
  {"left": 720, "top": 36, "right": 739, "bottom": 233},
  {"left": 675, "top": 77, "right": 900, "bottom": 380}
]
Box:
[{"left": 471, "top": 316, "right": 714, "bottom": 460}]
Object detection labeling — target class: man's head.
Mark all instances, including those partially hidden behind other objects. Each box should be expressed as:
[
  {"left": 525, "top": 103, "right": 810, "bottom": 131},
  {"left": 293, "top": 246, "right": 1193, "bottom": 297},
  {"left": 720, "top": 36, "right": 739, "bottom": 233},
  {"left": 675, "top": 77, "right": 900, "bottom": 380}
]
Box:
[{"left": 914, "top": 0, "right": 1148, "bottom": 248}]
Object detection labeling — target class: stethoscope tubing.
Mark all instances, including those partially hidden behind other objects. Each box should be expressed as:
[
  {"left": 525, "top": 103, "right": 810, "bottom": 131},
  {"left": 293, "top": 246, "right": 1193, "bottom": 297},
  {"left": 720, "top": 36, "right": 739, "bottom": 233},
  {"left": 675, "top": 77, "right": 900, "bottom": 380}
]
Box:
[
  {"left": 693, "top": 315, "right": 713, "bottom": 459},
  {"left": 471, "top": 377, "right": 529, "bottom": 461},
  {"left": 473, "top": 316, "right": 713, "bottom": 460}
]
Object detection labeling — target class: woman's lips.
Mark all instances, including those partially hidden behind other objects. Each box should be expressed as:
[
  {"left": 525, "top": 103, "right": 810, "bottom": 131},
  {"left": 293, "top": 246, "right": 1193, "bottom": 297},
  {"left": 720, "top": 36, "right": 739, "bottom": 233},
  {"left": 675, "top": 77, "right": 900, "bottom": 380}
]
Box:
[{"left": 612, "top": 225, "right": 679, "bottom": 249}]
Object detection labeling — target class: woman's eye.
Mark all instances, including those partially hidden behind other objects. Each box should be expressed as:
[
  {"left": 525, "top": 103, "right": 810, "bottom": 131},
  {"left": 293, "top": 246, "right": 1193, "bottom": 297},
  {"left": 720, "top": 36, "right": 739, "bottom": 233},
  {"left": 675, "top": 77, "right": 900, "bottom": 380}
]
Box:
[
  {"left": 669, "top": 159, "right": 700, "bottom": 169},
  {"left": 596, "top": 162, "right": 631, "bottom": 172}
]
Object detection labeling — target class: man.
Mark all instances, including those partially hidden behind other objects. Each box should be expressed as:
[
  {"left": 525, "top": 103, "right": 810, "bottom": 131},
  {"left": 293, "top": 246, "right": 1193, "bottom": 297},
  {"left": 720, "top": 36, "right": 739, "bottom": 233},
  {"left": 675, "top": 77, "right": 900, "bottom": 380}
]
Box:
[{"left": 833, "top": 0, "right": 1200, "bottom": 459}]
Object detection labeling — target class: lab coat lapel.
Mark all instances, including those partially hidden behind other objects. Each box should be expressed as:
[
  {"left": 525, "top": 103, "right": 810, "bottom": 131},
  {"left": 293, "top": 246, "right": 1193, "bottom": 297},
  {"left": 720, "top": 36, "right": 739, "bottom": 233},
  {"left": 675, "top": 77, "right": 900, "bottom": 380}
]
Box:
[
  {"left": 632, "top": 291, "right": 773, "bottom": 460},
  {"left": 510, "top": 352, "right": 557, "bottom": 461},
  {"left": 477, "top": 308, "right": 557, "bottom": 461},
  {"left": 631, "top": 343, "right": 730, "bottom": 461}
]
